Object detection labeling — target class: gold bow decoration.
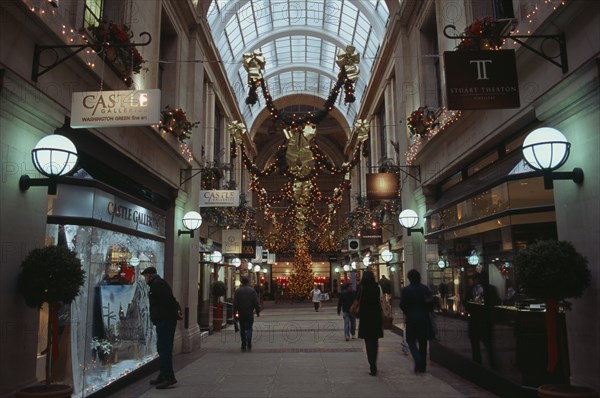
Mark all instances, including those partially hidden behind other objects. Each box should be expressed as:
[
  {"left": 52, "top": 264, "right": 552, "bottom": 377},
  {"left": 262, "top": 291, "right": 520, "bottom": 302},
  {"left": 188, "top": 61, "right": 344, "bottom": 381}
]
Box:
[
  {"left": 243, "top": 51, "right": 266, "bottom": 82},
  {"left": 354, "top": 119, "right": 370, "bottom": 143},
  {"left": 293, "top": 181, "right": 313, "bottom": 205},
  {"left": 336, "top": 45, "right": 361, "bottom": 82},
  {"left": 228, "top": 121, "right": 247, "bottom": 145},
  {"left": 285, "top": 124, "right": 317, "bottom": 170}
]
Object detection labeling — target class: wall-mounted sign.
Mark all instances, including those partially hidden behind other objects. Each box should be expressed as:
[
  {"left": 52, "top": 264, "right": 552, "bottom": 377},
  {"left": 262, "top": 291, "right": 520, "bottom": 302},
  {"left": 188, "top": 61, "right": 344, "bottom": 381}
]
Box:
[
  {"left": 360, "top": 228, "right": 382, "bottom": 246},
  {"left": 240, "top": 240, "right": 256, "bottom": 259},
  {"left": 222, "top": 229, "right": 242, "bottom": 254},
  {"left": 444, "top": 50, "right": 520, "bottom": 110},
  {"left": 366, "top": 173, "right": 399, "bottom": 200},
  {"left": 70, "top": 89, "right": 161, "bottom": 128},
  {"left": 50, "top": 184, "right": 166, "bottom": 238},
  {"left": 199, "top": 190, "right": 240, "bottom": 207}
]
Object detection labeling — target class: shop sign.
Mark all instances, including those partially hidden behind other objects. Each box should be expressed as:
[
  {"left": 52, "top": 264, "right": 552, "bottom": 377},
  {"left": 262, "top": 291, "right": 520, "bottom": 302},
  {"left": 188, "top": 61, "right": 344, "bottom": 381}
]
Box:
[
  {"left": 199, "top": 190, "right": 240, "bottom": 207},
  {"left": 366, "top": 173, "right": 399, "bottom": 200},
  {"left": 222, "top": 229, "right": 242, "bottom": 254},
  {"left": 240, "top": 240, "right": 256, "bottom": 259},
  {"left": 360, "top": 228, "right": 382, "bottom": 246},
  {"left": 444, "top": 50, "right": 520, "bottom": 110},
  {"left": 50, "top": 184, "right": 166, "bottom": 237},
  {"left": 70, "top": 89, "right": 161, "bottom": 128}
]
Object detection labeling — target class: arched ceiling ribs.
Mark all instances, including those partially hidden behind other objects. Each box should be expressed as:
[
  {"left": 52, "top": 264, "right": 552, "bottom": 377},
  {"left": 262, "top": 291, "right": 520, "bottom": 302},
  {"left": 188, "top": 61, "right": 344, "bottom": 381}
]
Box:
[
  {"left": 225, "top": 27, "right": 349, "bottom": 78},
  {"left": 209, "top": 0, "right": 388, "bottom": 44}
]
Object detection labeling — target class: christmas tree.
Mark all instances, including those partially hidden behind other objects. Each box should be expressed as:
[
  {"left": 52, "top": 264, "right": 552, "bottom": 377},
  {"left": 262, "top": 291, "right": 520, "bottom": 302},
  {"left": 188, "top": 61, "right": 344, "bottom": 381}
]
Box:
[{"left": 288, "top": 242, "right": 314, "bottom": 299}]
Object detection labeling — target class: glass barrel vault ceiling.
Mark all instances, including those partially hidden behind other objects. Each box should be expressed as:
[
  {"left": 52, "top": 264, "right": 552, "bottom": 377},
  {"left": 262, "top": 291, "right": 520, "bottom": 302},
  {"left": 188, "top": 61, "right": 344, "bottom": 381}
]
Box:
[{"left": 207, "top": 0, "right": 389, "bottom": 130}]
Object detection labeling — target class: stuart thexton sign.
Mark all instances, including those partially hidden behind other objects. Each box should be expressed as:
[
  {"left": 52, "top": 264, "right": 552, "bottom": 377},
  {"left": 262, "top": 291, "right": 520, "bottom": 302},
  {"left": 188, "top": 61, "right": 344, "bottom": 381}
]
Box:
[
  {"left": 199, "top": 190, "right": 240, "bottom": 207},
  {"left": 444, "top": 50, "right": 520, "bottom": 110},
  {"left": 71, "top": 89, "right": 161, "bottom": 128}
]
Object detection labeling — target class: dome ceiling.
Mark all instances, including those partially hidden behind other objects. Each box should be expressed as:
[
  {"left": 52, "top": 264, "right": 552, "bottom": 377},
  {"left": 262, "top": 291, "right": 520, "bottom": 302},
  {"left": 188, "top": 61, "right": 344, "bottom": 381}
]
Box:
[{"left": 206, "top": 0, "right": 390, "bottom": 131}]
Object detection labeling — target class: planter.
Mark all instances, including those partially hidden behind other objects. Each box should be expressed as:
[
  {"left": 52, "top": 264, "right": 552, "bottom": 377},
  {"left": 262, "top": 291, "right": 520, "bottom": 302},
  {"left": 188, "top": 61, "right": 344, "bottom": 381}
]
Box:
[
  {"left": 16, "top": 384, "right": 72, "bottom": 398},
  {"left": 537, "top": 384, "right": 598, "bottom": 398}
]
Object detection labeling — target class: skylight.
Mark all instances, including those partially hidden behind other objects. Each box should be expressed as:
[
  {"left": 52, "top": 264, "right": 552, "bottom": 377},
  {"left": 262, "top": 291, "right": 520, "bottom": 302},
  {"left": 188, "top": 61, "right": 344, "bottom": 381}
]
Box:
[{"left": 207, "top": 0, "right": 389, "bottom": 129}]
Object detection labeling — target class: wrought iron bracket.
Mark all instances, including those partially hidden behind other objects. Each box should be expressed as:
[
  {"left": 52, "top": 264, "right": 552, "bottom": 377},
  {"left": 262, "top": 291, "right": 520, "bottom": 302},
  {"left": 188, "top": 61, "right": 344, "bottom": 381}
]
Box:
[
  {"left": 398, "top": 165, "right": 421, "bottom": 183},
  {"left": 180, "top": 167, "right": 203, "bottom": 186},
  {"left": 31, "top": 32, "right": 152, "bottom": 82},
  {"left": 443, "top": 25, "right": 568, "bottom": 74}
]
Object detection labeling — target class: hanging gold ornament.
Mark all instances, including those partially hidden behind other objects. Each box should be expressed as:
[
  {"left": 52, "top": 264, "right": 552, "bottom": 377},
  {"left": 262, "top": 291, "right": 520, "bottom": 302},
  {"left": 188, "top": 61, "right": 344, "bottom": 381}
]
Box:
[
  {"left": 354, "top": 119, "right": 370, "bottom": 142},
  {"left": 243, "top": 50, "right": 266, "bottom": 82},
  {"left": 336, "top": 45, "right": 361, "bottom": 82},
  {"left": 228, "top": 120, "right": 247, "bottom": 145}
]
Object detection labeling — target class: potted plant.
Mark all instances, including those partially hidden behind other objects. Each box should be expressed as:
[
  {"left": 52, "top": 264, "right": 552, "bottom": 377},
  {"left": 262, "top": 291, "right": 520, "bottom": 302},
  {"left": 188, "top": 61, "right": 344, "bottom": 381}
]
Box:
[
  {"left": 211, "top": 280, "right": 227, "bottom": 331},
  {"left": 514, "top": 240, "right": 591, "bottom": 378},
  {"left": 456, "top": 16, "right": 504, "bottom": 51},
  {"left": 87, "top": 19, "right": 147, "bottom": 87},
  {"left": 159, "top": 106, "right": 200, "bottom": 142},
  {"left": 407, "top": 106, "right": 437, "bottom": 138},
  {"left": 16, "top": 245, "right": 85, "bottom": 397}
]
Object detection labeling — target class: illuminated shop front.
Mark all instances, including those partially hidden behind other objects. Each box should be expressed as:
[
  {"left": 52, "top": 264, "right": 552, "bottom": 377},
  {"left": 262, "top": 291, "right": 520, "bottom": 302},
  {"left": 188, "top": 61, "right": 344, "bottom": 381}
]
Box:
[
  {"left": 422, "top": 148, "right": 570, "bottom": 389},
  {"left": 44, "top": 180, "right": 166, "bottom": 397}
]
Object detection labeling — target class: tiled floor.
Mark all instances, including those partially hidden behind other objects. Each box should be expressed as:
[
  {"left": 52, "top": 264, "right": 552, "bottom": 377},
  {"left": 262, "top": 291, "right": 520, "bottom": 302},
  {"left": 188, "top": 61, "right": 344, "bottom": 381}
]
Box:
[{"left": 109, "top": 301, "right": 499, "bottom": 398}]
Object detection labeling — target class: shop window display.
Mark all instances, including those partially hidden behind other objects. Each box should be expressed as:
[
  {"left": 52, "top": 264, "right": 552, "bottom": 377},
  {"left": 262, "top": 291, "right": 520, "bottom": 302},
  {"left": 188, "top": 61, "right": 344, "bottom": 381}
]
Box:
[{"left": 45, "top": 224, "right": 164, "bottom": 397}]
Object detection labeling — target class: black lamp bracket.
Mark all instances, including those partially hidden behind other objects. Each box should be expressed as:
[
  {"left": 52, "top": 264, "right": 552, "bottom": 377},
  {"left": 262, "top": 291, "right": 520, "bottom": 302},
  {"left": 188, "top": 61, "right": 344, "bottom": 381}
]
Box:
[
  {"left": 443, "top": 25, "right": 568, "bottom": 74},
  {"left": 543, "top": 168, "right": 584, "bottom": 190},
  {"left": 32, "top": 32, "right": 152, "bottom": 82},
  {"left": 405, "top": 227, "right": 424, "bottom": 237}
]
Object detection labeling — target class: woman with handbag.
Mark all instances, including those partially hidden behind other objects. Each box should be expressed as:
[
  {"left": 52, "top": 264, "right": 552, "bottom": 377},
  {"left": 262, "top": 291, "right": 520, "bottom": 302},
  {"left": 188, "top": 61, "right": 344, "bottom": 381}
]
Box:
[{"left": 356, "top": 269, "right": 384, "bottom": 376}]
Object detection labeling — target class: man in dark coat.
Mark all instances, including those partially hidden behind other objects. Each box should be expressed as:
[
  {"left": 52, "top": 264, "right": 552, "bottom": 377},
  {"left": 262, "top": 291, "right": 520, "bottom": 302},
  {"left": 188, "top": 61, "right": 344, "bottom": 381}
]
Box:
[
  {"left": 400, "top": 269, "right": 433, "bottom": 374},
  {"left": 233, "top": 276, "right": 260, "bottom": 351},
  {"left": 141, "top": 266, "right": 182, "bottom": 389},
  {"left": 337, "top": 283, "right": 357, "bottom": 340}
]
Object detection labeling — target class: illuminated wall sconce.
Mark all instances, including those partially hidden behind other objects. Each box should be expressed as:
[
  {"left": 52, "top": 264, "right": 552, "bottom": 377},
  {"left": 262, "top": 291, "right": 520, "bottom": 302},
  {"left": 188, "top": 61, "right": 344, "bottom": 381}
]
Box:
[
  {"left": 438, "top": 258, "right": 448, "bottom": 269},
  {"left": 398, "top": 209, "right": 424, "bottom": 236},
  {"left": 210, "top": 250, "right": 223, "bottom": 264},
  {"left": 343, "top": 264, "right": 350, "bottom": 272},
  {"left": 380, "top": 249, "right": 393, "bottom": 264},
  {"left": 178, "top": 211, "right": 202, "bottom": 237},
  {"left": 362, "top": 255, "right": 371, "bottom": 267},
  {"left": 231, "top": 258, "right": 241, "bottom": 268},
  {"left": 253, "top": 264, "right": 261, "bottom": 272},
  {"left": 19, "top": 135, "right": 78, "bottom": 195},
  {"left": 467, "top": 251, "right": 480, "bottom": 266},
  {"left": 522, "top": 127, "right": 584, "bottom": 189}
]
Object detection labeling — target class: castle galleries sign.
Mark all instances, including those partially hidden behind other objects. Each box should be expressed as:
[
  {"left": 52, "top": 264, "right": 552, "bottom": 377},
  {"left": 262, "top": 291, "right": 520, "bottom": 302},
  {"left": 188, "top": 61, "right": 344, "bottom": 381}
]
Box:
[
  {"left": 199, "top": 190, "right": 240, "bottom": 207},
  {"left": 444, "top": 50, "right": 520, "bottom": 110},
  {"left": 70, "top": 89, "right": 161, "bottom": 128}
]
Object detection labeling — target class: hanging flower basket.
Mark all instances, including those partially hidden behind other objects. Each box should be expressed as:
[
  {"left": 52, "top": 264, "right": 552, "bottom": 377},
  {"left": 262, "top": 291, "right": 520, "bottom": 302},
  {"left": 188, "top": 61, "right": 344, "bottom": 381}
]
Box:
[
  {"left": 87, "top": 19, "right": 147, "bottom": 87},
  {"left": 159, "top": 106, "right": 200, "bottom": 142},
  {"left": 456, "top": 16, "right": 504, "bottom": 50},
  {"left": 407, "top": 106, "right": 436, "bottom": 138}
]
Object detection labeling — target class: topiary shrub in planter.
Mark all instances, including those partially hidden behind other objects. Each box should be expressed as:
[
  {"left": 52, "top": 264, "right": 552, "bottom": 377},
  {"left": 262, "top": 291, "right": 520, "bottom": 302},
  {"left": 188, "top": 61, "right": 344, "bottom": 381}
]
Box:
[
  {"left": 514, "top": 239, "right": 591, "bottom": 374},
  {"left": 17, "top": 245, "right": 85, "bottom": 397}
]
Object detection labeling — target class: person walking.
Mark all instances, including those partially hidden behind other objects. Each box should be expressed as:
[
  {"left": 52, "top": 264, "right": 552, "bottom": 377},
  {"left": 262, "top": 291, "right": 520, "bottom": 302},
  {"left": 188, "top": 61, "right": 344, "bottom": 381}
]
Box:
[
  {"left": 337, "top": 283, "right": 357, "bottom": 341},
  {"left": 357, "top": 270, "right": 384, "bottom": 376},
  {"left": 141, "top": 266, "right": 183, "bottom": 389},
  {"left": 310, "top": 284, "right": 322, "bottom": 312},
  {"left": 400, "top": 269, "right": 434, "bottom": 374},
  {"left": 233, "top": 276, "right": 261, "bottom": 351}
]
